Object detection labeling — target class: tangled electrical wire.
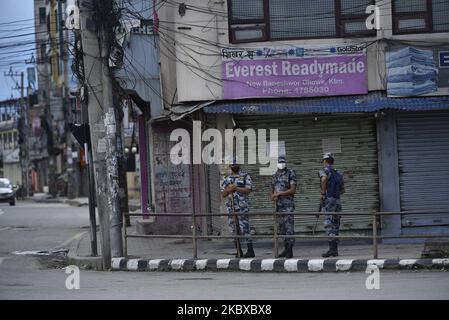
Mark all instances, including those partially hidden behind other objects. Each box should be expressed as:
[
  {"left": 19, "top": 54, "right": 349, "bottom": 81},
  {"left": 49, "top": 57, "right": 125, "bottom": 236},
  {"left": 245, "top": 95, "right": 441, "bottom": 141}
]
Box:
[
  {"left": 71, "top": 32, "right": 85, "bottom": 86},
  {"left": 93, "top": 0, "right": 125, "bottom": 71}
]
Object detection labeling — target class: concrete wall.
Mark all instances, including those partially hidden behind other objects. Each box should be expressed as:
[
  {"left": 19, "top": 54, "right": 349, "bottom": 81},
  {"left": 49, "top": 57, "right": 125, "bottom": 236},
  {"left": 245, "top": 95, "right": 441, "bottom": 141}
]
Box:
[{"left": 159, "top": 0, "right": 449, "bottom": 103}]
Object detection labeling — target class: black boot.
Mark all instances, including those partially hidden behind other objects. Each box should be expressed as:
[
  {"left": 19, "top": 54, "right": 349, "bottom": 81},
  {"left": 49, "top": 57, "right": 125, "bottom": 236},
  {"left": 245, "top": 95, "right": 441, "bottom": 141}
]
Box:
[
  {"left": 243, "top": 243, "right": 255, "bottom": 258},
  {"left": 279, "top": 243, "right": 293, "bottom": 258},
  {"left": 322, "top": 241, "right": 338, "bottom": 258},
  {"left": 278, "top": 243, "right": 289, "bottom": 258},
  {"left": 234, "top": 242, "right": 243, "bottom": 258},
  {"left": 285, "top": 243, "right": 293, "bottom": 259}
]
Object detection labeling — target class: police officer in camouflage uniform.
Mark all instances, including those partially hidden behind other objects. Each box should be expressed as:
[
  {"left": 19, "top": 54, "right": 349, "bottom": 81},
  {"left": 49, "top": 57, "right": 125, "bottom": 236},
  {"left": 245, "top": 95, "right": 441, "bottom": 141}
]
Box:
[
  {"left": 270, "top": 155, "right": 297, "bottom": 258},
  {"left": 319, "top": 152, "right": 345, "bottom": 257},
  {"left": 221, "top": 160, "right": 254, "bottom": 258}
]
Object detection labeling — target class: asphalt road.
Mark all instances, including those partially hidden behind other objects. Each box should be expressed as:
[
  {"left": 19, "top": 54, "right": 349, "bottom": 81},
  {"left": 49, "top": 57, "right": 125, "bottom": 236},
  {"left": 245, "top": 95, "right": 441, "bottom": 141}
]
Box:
[
  {"left": 0, "top": 201, "right": 448, "bottom": 300},
  {"left": 0, "top": 201, "right": 90, "bottom": 254}
]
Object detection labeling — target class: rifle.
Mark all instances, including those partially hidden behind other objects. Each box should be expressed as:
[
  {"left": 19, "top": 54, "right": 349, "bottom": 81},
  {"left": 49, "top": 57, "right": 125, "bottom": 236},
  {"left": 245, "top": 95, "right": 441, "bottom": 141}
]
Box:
[
  {"left": 313, "top": 198, "right": 324, "bottom": 235},
  {"left": 229, "top": 191, "right": 242, "bottom": 258}
]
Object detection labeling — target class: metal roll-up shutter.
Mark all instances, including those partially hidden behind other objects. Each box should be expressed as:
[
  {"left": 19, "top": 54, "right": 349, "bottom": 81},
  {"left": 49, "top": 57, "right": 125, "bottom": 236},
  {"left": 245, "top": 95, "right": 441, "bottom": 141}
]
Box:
[
  {"left": 397, "top": 111, "right": 449, "bottom": 229},
  {"left": 204, "top": 114, "right": 224, "bottom": 234},
  {"left": 236, "top": 114, "right": 379, "bottom": 235}
]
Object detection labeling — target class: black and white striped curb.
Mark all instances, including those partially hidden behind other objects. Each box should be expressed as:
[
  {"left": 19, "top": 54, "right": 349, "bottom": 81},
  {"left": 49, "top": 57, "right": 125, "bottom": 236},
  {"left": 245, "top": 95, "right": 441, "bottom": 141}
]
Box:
[{"left": 111, "top": 258, "right": 449, "bottom": 272}]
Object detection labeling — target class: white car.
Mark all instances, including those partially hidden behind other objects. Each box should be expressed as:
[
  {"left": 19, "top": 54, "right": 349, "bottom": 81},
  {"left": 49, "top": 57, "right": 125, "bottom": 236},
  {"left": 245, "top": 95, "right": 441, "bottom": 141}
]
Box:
[{"left": 0, "top": 178, "right": 16, "bottom": 206}]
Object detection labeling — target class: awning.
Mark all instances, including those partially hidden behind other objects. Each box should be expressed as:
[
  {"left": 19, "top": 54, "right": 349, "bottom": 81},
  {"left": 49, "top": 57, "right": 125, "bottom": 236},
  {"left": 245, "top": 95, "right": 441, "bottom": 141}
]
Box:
[
  {"left": 203, "top": 91, "right": 449, "bottom": 114},
  {"left": 169, "top": 101, "right": 216, "bottom": 121}
]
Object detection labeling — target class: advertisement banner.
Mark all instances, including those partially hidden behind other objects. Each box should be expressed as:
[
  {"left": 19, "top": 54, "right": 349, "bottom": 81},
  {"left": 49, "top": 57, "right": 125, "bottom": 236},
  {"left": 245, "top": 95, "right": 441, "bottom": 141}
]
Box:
[
  {"left": 386, "top": 45, "right": 449, "bottom": 97},
  {"left": 222, "top": 45, "right": 368, "bottom": 99}
]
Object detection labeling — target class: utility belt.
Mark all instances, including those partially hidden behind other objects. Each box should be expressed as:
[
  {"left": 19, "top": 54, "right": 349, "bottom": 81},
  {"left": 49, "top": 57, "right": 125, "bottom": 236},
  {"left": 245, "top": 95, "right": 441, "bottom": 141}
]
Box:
[{"left": 228, "top": 207, "right": 249, "bottom": 213}]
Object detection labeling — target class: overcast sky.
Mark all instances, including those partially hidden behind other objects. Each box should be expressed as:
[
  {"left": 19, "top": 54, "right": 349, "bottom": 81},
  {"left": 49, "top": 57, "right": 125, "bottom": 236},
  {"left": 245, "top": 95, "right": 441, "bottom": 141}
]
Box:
[{"left": 0, "top": 0, "right": 35, "bottom": 101}]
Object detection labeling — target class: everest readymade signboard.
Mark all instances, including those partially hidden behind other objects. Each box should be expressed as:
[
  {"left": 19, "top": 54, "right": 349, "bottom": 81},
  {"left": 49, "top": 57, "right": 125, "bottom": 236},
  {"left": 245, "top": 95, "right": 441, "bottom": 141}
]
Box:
[
  {"left": 222, "top": 45, "right": 368, "bottom": 99},
  {"left": 386, "top": 45, "right": 449, "bottom": 97}
]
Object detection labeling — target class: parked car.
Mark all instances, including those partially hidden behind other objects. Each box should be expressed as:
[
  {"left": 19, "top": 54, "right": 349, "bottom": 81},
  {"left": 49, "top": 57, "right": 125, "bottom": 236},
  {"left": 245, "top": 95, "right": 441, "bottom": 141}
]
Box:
[{"left": 0, "top": 178, "right": 16, "bottom": 206}]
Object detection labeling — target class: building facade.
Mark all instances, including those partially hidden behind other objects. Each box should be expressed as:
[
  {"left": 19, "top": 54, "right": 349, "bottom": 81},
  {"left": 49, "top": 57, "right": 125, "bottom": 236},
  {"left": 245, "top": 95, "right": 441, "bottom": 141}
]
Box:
[
  {"left": 151, "top": 0, "right": 449, "bottom": 239},
  {"left": 0, "top": 99, "right": 21, "bottom": 186},
  {"left": 33, "top": 0, "right": 87, "bottom": 197}
]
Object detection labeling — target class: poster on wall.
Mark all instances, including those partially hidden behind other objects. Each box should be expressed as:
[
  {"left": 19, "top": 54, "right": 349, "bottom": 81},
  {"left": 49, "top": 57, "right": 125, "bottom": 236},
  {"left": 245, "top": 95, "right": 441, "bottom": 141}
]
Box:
[
  {"left": 386, "top": 45, "right": 449, "bottom": 97},
  {"left": 221, "top": 45, "right": 368, "bottom": 99}
]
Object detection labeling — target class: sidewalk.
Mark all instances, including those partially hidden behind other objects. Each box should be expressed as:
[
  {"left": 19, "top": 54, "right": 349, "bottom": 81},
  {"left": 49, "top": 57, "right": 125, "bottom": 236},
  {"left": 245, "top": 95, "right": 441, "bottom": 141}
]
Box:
[
  {"left": 32, "top": 193, "right": 89, "bottom": 206},
  {"left": 69, "top": 221, "right": 449, "bottom": 272},
  {"left": 31, "top": 193, "right": 141, "bottom": 211},
  {"left": 30, "top": 194, "right": 449, "bottom": 272}
]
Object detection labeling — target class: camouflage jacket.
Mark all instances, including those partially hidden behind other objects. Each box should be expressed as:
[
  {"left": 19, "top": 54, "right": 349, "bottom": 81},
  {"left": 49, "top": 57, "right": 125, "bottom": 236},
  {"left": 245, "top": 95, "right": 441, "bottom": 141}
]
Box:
[
  {"left": 221, "top": 171, "right": 252, "bottom": 213},
  {"left": 271, "top": 168, "right": 297, "bottom": 210}
]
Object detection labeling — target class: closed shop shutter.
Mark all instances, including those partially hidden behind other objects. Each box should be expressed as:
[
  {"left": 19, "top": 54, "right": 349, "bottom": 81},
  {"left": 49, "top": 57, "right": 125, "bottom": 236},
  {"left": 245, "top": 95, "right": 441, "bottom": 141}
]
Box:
[
  {"left": 397, "top": 111, "right": 449, "bottom": 228},
  {"left": 205, "top": 114, "right": 223, "bottom": 234},
  {"left": 235, "top": 114, "right": 379, "bottom": 235}
]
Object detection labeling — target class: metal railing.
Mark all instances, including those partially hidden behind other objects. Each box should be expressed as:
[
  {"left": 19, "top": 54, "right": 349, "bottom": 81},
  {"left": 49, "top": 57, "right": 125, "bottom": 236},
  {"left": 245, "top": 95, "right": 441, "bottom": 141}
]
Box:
[{"left": 122, "top": 210, "right": 449, "bottom": 259}]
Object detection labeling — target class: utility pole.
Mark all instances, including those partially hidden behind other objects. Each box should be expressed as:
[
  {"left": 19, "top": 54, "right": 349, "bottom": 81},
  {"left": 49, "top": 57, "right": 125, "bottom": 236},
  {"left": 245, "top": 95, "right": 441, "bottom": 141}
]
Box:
[
  {"left": 20, "top": 72, "right": 30, "bottom": 197},
  {"left": 79, "top": 0, "right": 124, "bottom": 268},
  {"left": 67, "top": 8, "right": 98, "bottom": 255},
  {"left": 5, "top": 69, "right": 30, "bottom": 197},
  {"left": 70, "top": 118, "right": 98, "bottom": 256},
  {"left": 47, "top": 0, "right": 58, "bottom": 198},
  {"left": 79, "top": 0, "right": 111, "bottom": 268},
  {"left": 101, "top": 27, "right": 123, "bottom": 258}
]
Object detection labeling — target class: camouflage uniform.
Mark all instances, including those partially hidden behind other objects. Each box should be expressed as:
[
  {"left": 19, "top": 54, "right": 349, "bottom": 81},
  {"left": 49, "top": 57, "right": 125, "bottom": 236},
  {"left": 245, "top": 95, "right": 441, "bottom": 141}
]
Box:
[
  {"left": 319, "top": 166, "right": 344, "bottom": 243},
  {"left": 271, "top": 168, "right": 297, "bottom": 245},
  {"left": 221, "top": 171, "right": 252, "bottom": 245}
]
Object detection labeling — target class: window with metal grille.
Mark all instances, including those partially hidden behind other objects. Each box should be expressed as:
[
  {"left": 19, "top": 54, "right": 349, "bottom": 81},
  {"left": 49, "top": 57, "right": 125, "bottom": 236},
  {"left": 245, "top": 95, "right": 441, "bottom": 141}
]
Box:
[
  {"left": 39, "top": 7, "right": 46, "bottom": 25},
  {"left": 228, "top": 0, "right": 375, "bottom": 43},
  {"left": 392, "top": 0, "right": 449, "bottom": 34}
]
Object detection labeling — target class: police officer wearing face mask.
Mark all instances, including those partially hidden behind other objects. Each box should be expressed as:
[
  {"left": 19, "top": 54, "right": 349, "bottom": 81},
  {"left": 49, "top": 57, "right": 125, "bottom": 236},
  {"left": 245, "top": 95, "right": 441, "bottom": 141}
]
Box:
[
  {"left": 270, "top": 155, "right": 297, "bottom": 258},
  {"left": 221, "top": 159, "right": 254, "bottom": 258}
]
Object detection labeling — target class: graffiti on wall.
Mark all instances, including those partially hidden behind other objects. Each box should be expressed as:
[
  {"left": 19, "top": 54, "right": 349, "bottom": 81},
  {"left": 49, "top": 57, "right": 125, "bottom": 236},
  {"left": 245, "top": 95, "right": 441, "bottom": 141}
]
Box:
[{"left": 153, "top": 126, "right": 192, "bottom": 213}]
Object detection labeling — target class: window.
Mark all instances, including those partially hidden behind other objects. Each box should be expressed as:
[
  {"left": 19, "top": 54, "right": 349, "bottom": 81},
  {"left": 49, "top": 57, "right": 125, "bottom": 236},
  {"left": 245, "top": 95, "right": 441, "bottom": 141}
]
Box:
[
  {"left": 8, "top": 132, "right": 12, "bottom": 149},
  {"left": 228, "top": 0, "right": 375, "bottom": 43},
  {"left": 39, "top": 7, "right": 46, "bottom": 24},
  {"left": 40, "top": 43, "right": 47, "bottom": 62},
  {"left": 393, "top": 0, "right": 449, "bottom": 34}
]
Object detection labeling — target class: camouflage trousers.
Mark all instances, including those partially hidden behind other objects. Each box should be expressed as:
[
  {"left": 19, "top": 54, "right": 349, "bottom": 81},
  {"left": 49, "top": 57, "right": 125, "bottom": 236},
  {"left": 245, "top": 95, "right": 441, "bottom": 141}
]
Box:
[
  {"left": 228, "top": 209, "right": 252, "bottom": 245},
  {"left": 321, "top": 197, "right": 342, "bottom": 243},
  {"left": 277, "top": 207, "right": 295, "bottom": 245}
]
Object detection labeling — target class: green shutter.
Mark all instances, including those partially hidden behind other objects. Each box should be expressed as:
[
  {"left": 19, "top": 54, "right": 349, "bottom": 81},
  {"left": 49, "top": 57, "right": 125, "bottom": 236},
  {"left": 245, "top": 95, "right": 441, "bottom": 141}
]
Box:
[{"left": 235, "top": 114, "right": 379, "bottom": 235}]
